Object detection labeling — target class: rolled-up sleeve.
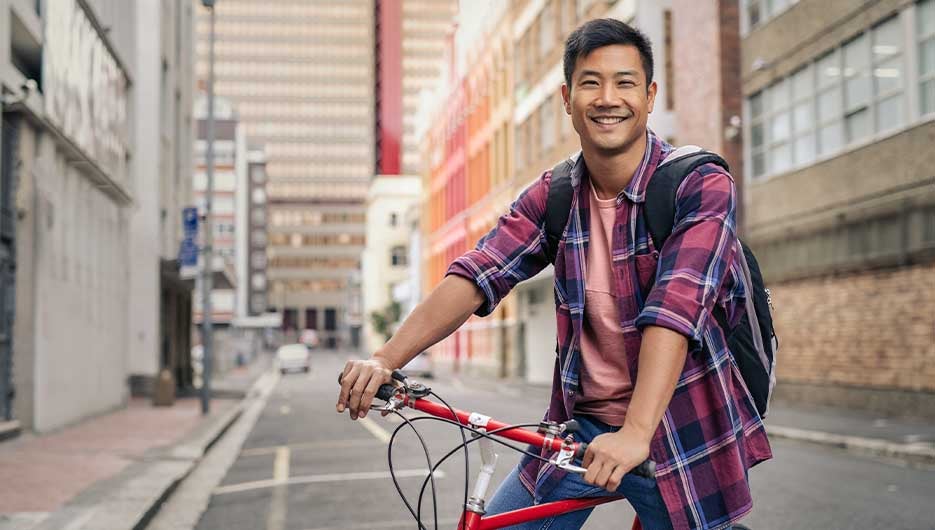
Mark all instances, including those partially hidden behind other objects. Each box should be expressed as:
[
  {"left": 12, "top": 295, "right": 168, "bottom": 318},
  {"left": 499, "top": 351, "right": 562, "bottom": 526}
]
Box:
[
  {"left": 446, "top": 171, "right": 552, "bottom": 317},
  {"left": 636, "top": 165, "right": 738, "bottom": 354}
]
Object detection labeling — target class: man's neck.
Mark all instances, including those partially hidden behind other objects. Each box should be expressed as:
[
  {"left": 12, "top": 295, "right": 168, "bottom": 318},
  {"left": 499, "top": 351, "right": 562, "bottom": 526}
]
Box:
[{"left": 582, "top": 133, "right": 648, "bottom": 200}]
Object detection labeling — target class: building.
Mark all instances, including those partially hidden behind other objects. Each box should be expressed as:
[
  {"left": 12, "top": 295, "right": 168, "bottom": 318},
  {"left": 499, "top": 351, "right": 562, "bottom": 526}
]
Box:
[
  {"left": 2, "top": 0, "right": 195, "bottom": 433},
  {"left": 242, "top": 146, "right": 269, "bottom": 318},
  {"left": 419, "top": 0, "right": 679, "bottom": 382},
  {"left": 193, "top": 94, "right": 241, "bottom": 327},
  {"left": 362, "top": 176, "right": 422, "bottom": 352},
  {"left": 671, "top": 0, "right": 744, "bottom": 215},
  {"left": 740, "top": 0, "right": 935, "bottom": 416},
  {"left": 364, "top": 0, "right": 456, "bottom": 352},
  {"left": 127, "top": 0, "right": 197, "bottom": 396},
  {"left": 195, "top": 1, "right": 374, "bottom": 349}
]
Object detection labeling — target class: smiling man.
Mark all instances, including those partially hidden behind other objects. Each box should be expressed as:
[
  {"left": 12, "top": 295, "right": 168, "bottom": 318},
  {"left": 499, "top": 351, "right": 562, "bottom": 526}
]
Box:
[{"left": 337, "top": 18, "right": 771, "bottom": 530}]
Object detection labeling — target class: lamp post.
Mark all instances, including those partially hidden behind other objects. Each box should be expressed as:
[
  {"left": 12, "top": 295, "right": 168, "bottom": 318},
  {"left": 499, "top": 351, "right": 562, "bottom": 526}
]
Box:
[{"left": 200, "top": 0, "right": 217, "bottom": 415}]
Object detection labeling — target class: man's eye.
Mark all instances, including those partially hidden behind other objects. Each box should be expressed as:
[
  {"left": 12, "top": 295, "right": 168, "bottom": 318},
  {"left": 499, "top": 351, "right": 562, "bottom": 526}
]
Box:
[
  {"left": 619, "top": 81, "right": 635, "bottom": 87},
  {"left": 582, "top": 80, "right": 598, "bottom": 86}
]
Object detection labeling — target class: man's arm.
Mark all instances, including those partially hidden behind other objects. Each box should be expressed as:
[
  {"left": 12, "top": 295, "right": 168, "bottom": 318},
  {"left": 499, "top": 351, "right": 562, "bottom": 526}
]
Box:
[
  {"left": 337, "top": 170, "right": 552, "bottom": 420},
  {"left": 583, "top": 326, "right": 687, "bottom": 491},
  {"left": 337, "top": 275, "right": 484, "bottom": 420}
]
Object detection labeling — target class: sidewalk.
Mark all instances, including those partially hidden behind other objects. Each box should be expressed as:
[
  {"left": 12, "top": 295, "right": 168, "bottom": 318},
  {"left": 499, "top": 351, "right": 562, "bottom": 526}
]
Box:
[
  {"left": 0, "top": 351, "right": 275, "bottom": 530},
  {"left": 444, "top": 370, "right": 935, "bottom": 465}
]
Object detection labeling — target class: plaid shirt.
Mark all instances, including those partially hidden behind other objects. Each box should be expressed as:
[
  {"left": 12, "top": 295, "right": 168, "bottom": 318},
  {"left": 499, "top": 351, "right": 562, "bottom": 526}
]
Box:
[{"left": 447, "top": 132, "right": 772, "bottom": 530}]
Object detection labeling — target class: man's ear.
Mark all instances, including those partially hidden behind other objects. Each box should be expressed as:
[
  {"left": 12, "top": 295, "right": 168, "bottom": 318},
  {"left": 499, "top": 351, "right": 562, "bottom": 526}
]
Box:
[
  {"left": 646, "top": 81, "right": 658, "bottom": 114},
  {"left": 561, "top": 84, "right": 572, "bottom": 115}
]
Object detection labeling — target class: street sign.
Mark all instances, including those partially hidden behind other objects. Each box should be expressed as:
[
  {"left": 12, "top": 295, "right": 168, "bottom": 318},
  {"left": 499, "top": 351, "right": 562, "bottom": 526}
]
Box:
[{"left": 183, "top": 206, "right": 198, "bottom": 237}]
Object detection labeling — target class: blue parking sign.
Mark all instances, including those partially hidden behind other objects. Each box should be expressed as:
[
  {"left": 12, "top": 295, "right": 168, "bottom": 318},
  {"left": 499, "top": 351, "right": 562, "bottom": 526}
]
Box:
[{"left": 183, "top": 207, "right": 198, "bottom": 237}]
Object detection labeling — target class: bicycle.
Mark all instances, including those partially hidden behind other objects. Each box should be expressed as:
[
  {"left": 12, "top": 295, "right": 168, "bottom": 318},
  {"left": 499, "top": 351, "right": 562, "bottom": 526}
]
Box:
[{"left": 338, "top": 370, "right": 657, "bottom": 530}]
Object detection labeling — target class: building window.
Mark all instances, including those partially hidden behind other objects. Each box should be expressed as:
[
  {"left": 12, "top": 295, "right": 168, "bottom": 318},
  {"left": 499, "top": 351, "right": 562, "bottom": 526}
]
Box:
[
  {"left": 766, "top": 78, "right": 792, "bottom": 175},
  {"left": 251, "top": 208, "right": 266, "bottom": 225},
  {"left": 872, "top": 17, "right": 905, "bottom": 132},
  {"left": 791, "top": 64, "right": 816, "bottom": 166},
  {"left": 815, "top": 49, "right": 843, "bottom": 156},
  {"left": 843, "top": 33, "right": 872, "bottom": 144},
  {"left": 515, "top": 124, "right": 526, "bottom": 172},
  {"left": 251, "top": 251, "right": 267, "bottom": 269},
  {"left": 252, "top": 229, "right": 267, "bottom": 246},
  {"left": 252, "top": 187, "right": 266, "bottom": 204},
  {"left": 540, "top": 101, "right": 556, "bottom": 152},
  {"left": 391, "top": 245, "right": 407, "bottom": 267},
  {"left": 742, "top": 0, "right": 798, "bottom": 34},
  {"left": 539, "top": 2, "right": 556, "bottom": 58},
  {"left": 746, "top": 10, "right": 921, "bottom": 180},
  {"left": 389, "top": 212, "right": 398, "bottom": 227},
  {"left": 918, "top": 0, "right": 935, "bottom": 115}
]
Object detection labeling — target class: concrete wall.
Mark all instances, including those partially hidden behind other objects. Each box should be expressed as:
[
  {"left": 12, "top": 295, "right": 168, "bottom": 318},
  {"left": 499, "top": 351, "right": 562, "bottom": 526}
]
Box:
[
  {"left": 29, "top": 125, "right": 131, "bottom": 432},
  {"left": 127, "top": 0, "right": 161, "bottom": 378}
]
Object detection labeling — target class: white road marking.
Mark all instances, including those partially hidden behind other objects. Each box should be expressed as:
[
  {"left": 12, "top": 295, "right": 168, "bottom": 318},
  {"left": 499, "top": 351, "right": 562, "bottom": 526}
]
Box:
[
  {"left": 273, "top": 446, "right": 290, "bottom": 480},
  {"left": 280, "top": 405, "right": 291, "bottom": 415},
  {"left": 358, "top": 416, "right": 392, "bottom": 444},
  {"left": 213, "top": 469, "right": 446, "bottom": 495},
  {"left": 266, "top": 446, "right": 291, "bottom": 530}
]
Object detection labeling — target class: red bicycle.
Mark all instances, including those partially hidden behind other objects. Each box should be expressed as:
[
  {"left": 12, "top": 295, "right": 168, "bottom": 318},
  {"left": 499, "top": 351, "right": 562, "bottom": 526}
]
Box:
[{"left": 339, "top": 370, "right": 656, "bottom": 530}]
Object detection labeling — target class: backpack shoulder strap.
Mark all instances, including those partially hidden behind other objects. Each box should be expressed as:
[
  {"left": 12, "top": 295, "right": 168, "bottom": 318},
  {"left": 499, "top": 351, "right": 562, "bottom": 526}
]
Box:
[
  {"left": 643, "top": 146, "right": 729, "bottom": 250},
  {"left": 544, "top": 155, "right": 577, "bottom": 264}
]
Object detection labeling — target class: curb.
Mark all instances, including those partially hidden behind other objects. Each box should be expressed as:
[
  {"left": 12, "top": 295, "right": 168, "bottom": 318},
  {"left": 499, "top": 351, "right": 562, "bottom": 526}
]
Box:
[
  {"left": 766, "top": 424, "right": 935, "bottom": 464},
  {"left": 27, "top": 366, "right": 276, "bottom": 530}
]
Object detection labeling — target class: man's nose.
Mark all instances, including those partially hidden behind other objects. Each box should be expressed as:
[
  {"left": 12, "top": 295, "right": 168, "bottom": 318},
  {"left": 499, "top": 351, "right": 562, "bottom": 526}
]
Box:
[{"left": 594, "top": 85, "right": 621, "bottom": 107}]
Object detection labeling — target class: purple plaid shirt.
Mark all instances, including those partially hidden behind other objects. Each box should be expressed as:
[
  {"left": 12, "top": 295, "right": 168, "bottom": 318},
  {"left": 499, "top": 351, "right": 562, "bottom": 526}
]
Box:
[{"left": 447, "top": 132, "right": 772, "bottom": 530}]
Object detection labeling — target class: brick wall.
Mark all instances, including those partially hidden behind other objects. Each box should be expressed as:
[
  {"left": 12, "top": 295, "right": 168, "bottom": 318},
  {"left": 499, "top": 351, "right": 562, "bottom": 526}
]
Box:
[{"left": 772, "top": 261, "right": 935, "bottom": 392}]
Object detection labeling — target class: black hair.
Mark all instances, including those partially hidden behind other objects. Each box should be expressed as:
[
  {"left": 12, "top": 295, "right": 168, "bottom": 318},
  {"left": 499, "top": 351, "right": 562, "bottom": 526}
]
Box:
[{"left": 563, "top": 18, "right": 654, "bottom": 89}]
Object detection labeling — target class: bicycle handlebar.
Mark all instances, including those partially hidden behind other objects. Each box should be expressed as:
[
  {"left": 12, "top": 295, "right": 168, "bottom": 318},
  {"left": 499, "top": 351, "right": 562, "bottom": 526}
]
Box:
[{"left": 338, "top": 374, "right": 656, "bottom": 480}]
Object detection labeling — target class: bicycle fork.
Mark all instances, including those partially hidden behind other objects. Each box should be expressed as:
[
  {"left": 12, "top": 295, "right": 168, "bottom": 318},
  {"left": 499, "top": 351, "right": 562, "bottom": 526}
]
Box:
[{"left": 458, "top": 429, "right": 499, "bottom": 530}]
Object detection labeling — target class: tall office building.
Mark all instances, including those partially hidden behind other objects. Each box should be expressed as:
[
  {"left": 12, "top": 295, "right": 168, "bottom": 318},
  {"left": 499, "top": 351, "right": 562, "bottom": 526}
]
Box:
[{"left": 195, "top": 1, "right": 374, "bottom": 348}]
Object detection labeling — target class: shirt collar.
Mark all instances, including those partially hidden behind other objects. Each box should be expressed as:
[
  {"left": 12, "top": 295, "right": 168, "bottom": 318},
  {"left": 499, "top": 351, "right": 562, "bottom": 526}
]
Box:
[{"left": 622, "top": 129, "right": 669, "bottom": 204}]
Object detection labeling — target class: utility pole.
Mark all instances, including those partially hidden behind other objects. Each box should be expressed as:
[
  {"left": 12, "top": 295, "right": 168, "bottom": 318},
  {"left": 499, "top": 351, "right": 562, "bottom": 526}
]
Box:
[{"left": 200, "top": 0, "right": 217, "bottom": 415}]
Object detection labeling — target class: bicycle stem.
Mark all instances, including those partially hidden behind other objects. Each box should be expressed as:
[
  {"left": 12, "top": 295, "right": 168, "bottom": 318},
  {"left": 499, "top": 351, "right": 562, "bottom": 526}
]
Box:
[{"left": 465, "top": 430, "right": 500, "bottom": 516}]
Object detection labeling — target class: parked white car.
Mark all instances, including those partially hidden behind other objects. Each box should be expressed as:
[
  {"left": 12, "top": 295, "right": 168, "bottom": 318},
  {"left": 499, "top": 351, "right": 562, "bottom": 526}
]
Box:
[{"left": 276, "top": 343, "right": 311, "bottom": 374}]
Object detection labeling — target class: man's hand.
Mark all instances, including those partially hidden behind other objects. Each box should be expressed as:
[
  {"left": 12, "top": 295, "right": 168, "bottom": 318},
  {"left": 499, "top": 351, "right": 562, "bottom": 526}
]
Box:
[
  {"left": 582, "top": 428, "right": 651, "bottom": 493},
  {"left": 336, "top": 357, "right": 394, "bottom": 420}
]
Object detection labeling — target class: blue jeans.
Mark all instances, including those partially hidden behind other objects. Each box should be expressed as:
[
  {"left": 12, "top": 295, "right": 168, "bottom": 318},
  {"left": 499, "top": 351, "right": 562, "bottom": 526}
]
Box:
[{"left": 485, "top": 415, "right": 674, "bottom": 530}]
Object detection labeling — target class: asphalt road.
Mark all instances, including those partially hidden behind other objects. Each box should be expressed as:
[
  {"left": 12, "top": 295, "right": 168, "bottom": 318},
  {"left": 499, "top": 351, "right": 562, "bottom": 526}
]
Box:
[{"left": 193, "top": 351, "right": 935, "bottom": 530}]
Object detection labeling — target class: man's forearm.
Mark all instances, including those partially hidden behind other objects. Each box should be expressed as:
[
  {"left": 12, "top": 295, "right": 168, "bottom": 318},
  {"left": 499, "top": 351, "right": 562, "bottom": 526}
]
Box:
[
  {"left": 624, "top": 326, "right": 689, "bottom": 442},
  {"left": 373, "top": 274, "right": 485, "bottom": 370}
]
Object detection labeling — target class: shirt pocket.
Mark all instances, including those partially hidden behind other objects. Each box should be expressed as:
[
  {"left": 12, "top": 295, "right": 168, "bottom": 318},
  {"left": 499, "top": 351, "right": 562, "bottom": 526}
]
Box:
[{"left": 634, "top": 251, "right": 660, "bottom": 296}]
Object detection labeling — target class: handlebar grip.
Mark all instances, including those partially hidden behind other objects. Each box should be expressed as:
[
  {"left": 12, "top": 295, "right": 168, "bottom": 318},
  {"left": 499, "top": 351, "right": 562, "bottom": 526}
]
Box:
[
  {"left": 338, "top": 372, "right": 397, "bottom": 402},
  {"left": 375, "top": 384, "right": 397, "bottom": 401},
  {"left": 573, "top": 442, "right": 656, "bottom": 479}
]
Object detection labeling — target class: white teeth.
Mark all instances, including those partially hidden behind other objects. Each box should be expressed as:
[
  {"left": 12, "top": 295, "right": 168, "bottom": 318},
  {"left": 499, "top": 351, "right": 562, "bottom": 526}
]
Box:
[{"left": 592, "top": 117, "right": 625, "bottom": 124}]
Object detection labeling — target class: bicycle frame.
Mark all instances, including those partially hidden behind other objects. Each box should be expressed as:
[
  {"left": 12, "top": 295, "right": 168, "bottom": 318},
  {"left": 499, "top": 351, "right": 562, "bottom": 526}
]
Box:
[{"left": 386, "top": 390, "right": 644, "bottom": 530}]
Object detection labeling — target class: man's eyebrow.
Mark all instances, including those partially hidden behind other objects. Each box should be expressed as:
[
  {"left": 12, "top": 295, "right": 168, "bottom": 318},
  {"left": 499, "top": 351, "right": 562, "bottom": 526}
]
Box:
[{"left": 577, "top": 69, "right": 640, "bottom": 79}]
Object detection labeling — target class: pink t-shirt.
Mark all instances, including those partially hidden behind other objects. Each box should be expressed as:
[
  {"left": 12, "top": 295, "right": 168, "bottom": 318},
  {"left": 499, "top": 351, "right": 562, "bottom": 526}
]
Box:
[{"left": 572, "top": 181, "right": 633, "bottom": 426}]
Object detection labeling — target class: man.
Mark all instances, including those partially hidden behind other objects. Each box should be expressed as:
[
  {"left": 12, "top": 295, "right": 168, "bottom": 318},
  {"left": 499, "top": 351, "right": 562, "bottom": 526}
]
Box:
[{"left": 337, "top": 18, "right": 771, "bottom": 530}]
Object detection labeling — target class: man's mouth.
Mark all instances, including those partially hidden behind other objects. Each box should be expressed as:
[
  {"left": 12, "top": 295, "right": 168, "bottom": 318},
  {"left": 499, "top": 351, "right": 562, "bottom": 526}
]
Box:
[{"left": 589, "top": 116, "right": 628, "bottom": 125}]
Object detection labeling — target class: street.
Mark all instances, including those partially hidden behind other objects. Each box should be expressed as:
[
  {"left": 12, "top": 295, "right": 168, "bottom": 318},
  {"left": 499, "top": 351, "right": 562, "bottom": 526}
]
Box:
[{"left": 183, "top": 352, "right": 935, "bottom": 530}]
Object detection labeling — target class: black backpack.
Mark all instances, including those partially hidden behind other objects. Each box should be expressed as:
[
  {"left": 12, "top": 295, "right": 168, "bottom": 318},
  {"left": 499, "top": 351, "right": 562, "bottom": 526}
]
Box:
[{"left": 543, "top": 147, "right": 778, "bottom": 417}]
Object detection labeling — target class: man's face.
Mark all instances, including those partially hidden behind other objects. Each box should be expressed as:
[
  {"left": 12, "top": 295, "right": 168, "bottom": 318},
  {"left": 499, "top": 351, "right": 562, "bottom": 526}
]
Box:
[{"left": 562, "top": 44, "right": 657, "bottom": 157}]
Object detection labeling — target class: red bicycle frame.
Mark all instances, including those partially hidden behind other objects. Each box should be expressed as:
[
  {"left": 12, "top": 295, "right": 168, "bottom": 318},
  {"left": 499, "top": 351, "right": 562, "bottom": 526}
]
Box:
[{"left": 390, "top": 391, "right": 644, "bottom": 530}]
